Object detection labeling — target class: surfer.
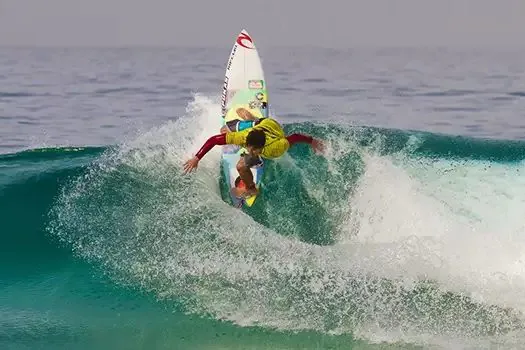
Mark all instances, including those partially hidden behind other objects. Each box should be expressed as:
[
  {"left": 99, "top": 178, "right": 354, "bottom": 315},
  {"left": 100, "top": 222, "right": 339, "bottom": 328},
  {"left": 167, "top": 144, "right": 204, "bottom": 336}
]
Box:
[{"left": 183, "top": 117, "right": 325, "bottom": 198}]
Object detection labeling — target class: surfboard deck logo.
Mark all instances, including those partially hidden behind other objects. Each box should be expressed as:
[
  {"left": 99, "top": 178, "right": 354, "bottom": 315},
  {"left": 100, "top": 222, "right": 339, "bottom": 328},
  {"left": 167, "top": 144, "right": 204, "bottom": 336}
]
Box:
[
  {"left": 249, "top": 80, "right": 264, "bottom": 89},
  {"left": 221, "top": 76, "right": 229, "bottom": 115},
  {"left": 236, "top": 33, "right": 254, "bottom": 49}
]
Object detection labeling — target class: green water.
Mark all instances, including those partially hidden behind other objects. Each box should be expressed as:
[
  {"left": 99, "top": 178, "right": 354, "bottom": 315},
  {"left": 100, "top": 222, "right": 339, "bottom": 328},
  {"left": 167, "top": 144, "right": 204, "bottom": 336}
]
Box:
[{"left": 2, "top": 121, "right": 525, "bottom": 349}]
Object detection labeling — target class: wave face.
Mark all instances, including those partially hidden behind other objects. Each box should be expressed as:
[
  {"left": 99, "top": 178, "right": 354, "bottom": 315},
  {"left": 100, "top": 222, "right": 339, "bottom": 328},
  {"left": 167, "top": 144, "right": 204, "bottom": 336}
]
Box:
[{"left": 3, "top": 95, "right": 525, "bottom": 349}]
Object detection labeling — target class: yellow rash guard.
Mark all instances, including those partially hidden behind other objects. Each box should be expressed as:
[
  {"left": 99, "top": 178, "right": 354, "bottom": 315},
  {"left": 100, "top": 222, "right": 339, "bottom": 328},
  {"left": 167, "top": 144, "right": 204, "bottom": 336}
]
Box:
[
  {"left": 225, "top": 118, "right": 289, "bottom": 158},
  {"left": 194, "top": 118, "right": 314, "bottom": 160}
]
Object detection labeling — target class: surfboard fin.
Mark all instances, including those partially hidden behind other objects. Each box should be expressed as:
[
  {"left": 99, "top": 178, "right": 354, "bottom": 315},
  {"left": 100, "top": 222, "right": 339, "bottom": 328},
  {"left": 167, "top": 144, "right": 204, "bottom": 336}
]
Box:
[{"left": 244, "top": 195, "right": 257, "bottom": 207}]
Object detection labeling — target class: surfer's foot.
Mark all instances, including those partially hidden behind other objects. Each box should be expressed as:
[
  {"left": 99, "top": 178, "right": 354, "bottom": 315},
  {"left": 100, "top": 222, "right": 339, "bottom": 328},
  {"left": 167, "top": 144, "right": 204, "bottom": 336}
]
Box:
[{"left": 232, "top": 186, "right": 258, "bottom": 199}]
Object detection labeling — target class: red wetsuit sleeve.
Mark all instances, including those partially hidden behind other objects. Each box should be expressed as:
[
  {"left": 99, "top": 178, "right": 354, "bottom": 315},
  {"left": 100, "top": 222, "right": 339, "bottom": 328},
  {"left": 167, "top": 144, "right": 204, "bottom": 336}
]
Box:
[
  {"left": 286, "top": 133, "right": 313, "bottom": 146},
  {"left": 195, "top": 134, "right": 227, "bottom": 159}
]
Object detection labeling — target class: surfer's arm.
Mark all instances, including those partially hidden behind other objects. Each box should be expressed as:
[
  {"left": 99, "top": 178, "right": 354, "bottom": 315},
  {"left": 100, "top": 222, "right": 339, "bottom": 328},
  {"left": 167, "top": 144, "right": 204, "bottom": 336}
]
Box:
[
  {"left": 184, "top": 131, "right": 248, "bottom": 173},
  {"left": 286, "top": 134, "right": 313, "bottom": 145},
  {"left": 286, "top": 134, "right": 325, "bottom": 155},
  {"left": 195, "top": 134, "right": 227, "bottom": 159},
  {"left": 184, "top": 134, "right": 227, "bottom": 173}
]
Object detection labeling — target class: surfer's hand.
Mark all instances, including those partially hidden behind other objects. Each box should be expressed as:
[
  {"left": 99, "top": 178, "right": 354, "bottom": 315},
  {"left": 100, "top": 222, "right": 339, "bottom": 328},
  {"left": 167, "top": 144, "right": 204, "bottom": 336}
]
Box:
[
  {"left": 311, "top": 138, "right": 326, "bottom": 155},
  {"left": 183, "top": 156, "right": 199, "bottom": 173}
]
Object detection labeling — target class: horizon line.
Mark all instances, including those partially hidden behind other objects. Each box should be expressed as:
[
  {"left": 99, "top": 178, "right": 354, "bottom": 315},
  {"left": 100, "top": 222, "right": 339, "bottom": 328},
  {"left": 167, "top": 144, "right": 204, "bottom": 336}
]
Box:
[{"left": 1, "top": 43, "right": 524, "bottom": 50}]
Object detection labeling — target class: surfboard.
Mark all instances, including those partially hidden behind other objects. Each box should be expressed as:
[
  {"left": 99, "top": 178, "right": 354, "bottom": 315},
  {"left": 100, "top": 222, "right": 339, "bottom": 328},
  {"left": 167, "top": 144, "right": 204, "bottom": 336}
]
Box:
[{"left": 220, "top": 29, "right": 268, "bottom": 208}]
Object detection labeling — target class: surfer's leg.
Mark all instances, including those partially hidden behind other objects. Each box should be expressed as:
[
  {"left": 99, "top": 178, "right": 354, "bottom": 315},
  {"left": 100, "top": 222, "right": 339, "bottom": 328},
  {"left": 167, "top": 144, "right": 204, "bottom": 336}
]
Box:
[
  {"left": 236, "top": 108, "right": 258, "bottom": 121},
  {"left": 236, "top": 157, "right": 255, "bottom": 189},
  {"left": 232, "top": 155, "right": 261, "bottom": 198},
  {"left": 242, "top": 153, "right": 263, "bottom": 168}
]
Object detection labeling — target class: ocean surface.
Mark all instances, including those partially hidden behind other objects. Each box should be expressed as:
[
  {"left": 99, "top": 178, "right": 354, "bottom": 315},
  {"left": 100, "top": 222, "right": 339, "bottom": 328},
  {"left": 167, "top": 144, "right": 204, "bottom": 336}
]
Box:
[{"left": 2, "top": 46, "right": 525, "bottom": 350}]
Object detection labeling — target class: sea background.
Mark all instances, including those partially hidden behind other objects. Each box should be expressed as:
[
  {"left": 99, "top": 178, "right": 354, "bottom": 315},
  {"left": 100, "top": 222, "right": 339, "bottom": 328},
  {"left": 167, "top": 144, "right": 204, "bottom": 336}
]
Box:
[{"left": 2, "top": 46, "right": 525, "bottom": 349}]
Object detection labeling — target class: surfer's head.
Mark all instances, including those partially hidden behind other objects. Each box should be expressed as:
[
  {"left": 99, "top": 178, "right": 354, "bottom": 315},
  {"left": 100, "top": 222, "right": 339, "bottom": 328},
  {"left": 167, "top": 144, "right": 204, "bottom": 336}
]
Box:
[{"left": 246, "top": 129, "right": 266, "bottom": 155}]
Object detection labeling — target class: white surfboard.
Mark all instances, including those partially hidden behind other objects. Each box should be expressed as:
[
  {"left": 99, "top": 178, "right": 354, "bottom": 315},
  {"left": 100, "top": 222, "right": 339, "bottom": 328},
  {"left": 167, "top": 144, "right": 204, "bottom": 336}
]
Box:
[{"left": 220, "top": 29, "right": 268, "bottom": 208}]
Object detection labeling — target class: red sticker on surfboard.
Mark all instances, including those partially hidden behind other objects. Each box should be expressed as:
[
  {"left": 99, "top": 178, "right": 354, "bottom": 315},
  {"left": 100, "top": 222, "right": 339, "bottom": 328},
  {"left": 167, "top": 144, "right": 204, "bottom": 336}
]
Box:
[
  {"left": 248, "top": 80, "right": 264, "bottom": 89},
  {"left": 237, "top": 33, "right": 254, "bottom": 49}
]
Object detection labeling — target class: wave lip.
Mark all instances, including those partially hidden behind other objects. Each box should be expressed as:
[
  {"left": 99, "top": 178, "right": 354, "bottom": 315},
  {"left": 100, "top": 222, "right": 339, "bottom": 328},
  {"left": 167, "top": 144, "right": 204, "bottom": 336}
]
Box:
[
  {"left": 2, "top": 94, "right": 525, "bottom": 348},
  {"left": 43, "top": 96, "right": 525, "bottom": 348}
]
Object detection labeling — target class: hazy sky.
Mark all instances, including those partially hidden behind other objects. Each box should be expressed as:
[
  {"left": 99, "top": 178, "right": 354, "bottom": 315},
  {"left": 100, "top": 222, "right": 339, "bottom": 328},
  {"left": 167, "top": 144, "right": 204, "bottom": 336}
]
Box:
[{"left": 1, "top": 0, "right": 524, "bottom": 47}]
